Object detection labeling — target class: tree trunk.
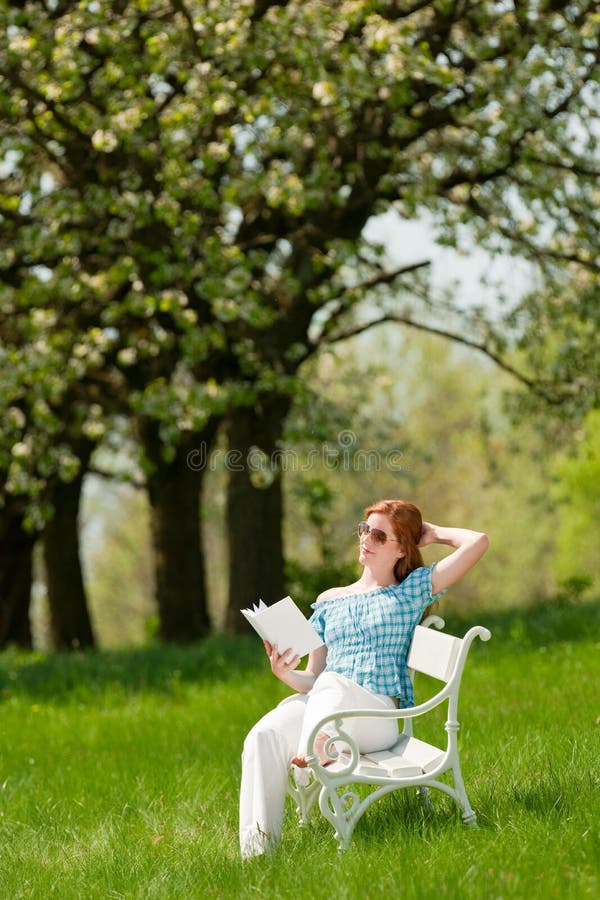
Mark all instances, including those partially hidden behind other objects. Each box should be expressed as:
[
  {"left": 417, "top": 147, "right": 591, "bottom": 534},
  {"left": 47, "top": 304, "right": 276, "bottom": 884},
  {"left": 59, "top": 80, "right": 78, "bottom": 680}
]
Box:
[
  {"left": 0, "top": 506, "right": 35, "bottom": 649},
  {"left": 43, "top": 456, "right": 95, "bottom": 651},
  {"left": 225, "top": 395, "right": 292, "bottom": 634},
  {"left": 141, "top": 419, "right": 218, "bottom": 643}
]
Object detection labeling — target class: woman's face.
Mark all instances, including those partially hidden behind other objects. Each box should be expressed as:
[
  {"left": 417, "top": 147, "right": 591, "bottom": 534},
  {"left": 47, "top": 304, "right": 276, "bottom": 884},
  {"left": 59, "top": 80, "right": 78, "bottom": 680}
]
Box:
[{"left": 358, "top": 512, "right": 405, "bottom": 568}]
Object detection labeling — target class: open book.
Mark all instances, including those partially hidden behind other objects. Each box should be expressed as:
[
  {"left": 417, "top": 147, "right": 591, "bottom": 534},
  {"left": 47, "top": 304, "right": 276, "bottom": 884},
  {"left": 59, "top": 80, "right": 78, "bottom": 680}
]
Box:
[{"left": 241, "top": 595, "right": 324, "bottom": 660}]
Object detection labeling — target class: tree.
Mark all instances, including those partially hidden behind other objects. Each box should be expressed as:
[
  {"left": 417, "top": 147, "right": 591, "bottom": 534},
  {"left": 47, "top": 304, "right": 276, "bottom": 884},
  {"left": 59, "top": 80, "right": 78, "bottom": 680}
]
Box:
[
  {"left": 0, "top": 310, "right": 107, "bottom": 648},
  {"left": 1, "top": 1, "right": 598, "bottom": 640},
  {"left": 138, "top": 414, "right": 219, "bottom": 640},
  {"left": 224, "top": 392, "right": 292, "bottom": 618},
  {"left": 42, "top": 437, "right": 96, "bottom": 649},
  {"left": 0, "top": 499, "right": 35, "bottom": 648}
]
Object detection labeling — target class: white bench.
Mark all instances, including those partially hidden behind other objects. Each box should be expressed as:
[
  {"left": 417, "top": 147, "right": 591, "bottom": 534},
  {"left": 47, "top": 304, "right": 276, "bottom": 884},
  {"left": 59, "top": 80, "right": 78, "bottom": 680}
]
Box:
[{"left": 288, "top": 616, "right": 491, "bottom": 849}]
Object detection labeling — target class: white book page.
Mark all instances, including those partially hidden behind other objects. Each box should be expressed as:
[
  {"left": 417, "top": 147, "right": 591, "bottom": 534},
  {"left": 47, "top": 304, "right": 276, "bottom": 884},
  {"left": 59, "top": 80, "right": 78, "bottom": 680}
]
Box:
[{"left": 241, "top": 595, "right": 323, "bottom": 659}]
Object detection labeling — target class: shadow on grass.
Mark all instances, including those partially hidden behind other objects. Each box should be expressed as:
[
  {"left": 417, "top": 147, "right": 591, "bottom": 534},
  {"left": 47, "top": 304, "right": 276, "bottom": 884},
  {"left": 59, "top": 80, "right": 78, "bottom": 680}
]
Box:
[
  {"left": 1, "top": 596, "right": 598, "bottom": 703},
  {"left": 507, "top": 765, "right": 597, "bottom": 820},
  {"left": 440, "top": 595, "right": 600, "bottom": 650},
  {"left": 0, "top": 633, "right": 265, "bottom": 703},
  {"left": 296, "top": 787, "right": 471, "bottom": 852}
]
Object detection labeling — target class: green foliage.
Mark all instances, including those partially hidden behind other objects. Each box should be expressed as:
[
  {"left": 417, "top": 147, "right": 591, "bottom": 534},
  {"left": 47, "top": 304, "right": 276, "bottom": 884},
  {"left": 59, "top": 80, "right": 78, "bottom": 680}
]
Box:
[
  {"left": 0, "top": 603, "right": 598, "bottom": 897},
  {"left": 442, "top": 591, "right": 600, "bottom": 649},
  {"left": 551, "top": 408, "right": 600, "bottom": 588},
  {"left": 506, "top": 273, "right": 600, "bottom": 426},
  {"left": 284, "top": 557, "right": 358, "bottom": 618},
  {"left": 283, "top": 330, "right": 563, "bottom": 612}
]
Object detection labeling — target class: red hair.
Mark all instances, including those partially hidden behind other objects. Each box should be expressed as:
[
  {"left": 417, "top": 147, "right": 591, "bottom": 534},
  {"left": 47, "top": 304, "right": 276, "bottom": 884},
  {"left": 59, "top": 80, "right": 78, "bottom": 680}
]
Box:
[{"left": 364, "top": 499, "right": 424, "bottom": 583}]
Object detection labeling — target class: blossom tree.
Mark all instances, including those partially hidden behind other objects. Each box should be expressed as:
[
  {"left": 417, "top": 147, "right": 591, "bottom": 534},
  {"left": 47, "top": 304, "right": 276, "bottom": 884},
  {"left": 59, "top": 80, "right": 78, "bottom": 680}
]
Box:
[{"left": 1, "top": 0, "right": 598, "bottom": 642}]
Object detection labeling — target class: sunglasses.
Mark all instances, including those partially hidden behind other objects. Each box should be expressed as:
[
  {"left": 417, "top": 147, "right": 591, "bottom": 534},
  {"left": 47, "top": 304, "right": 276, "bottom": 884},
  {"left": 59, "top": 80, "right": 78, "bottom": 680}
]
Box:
[{"left": 357, "top": 521, "right": 400, "bottom": 546}]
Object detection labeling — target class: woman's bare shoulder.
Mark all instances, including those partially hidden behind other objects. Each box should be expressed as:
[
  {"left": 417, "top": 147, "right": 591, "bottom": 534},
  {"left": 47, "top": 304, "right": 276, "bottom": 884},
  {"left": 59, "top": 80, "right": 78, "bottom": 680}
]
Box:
[{"left": 315, "top": 583, "right": 359, "bottom": 603}]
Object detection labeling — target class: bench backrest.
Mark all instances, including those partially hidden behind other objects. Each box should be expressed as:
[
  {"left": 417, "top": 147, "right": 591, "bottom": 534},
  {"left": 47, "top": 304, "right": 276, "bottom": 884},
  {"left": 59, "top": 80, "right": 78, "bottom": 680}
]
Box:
[{"left": 407, "top": 624, "right": 462, "bottom": 682}]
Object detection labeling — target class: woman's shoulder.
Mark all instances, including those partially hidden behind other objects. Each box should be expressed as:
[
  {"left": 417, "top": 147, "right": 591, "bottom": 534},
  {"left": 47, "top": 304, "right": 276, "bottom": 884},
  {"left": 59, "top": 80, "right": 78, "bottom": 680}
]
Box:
[
  {"left": 314, "top": 586, "right": 346, "bottom": 603},
  {"left": 315, "top": 583, "right": 360, "bottom": 603}
]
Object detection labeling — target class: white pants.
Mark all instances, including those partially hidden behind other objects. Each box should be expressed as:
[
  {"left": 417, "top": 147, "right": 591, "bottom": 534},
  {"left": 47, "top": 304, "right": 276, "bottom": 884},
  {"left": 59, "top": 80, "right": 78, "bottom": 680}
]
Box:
[{"left": 239, "top": 671, "right": 398, "bottom": 859}]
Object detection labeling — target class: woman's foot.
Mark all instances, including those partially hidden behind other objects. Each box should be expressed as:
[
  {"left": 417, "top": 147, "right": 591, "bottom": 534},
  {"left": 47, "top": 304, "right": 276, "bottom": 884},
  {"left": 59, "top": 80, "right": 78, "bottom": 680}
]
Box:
[{"left": 291, "top": 730, "right": 335, "bottom": 768}]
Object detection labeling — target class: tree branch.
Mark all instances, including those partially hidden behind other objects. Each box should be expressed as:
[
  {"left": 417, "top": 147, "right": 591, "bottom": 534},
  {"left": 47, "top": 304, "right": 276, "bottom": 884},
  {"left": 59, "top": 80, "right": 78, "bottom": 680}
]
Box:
[
  {"left": 168, "top": 0, "right": 198, "bottom": 48},
  {"left": 522, "top": 153, "right": 600, "bottom": 180},
  {"left": 250, "top": 0, "right": 290, "bottom": 23},
  {"left": 87, "top": 465, "right": 146, "bottom": 490},
  {"left": 320, "top": 312, "right": 567, "bottom": 405},
  {"left": 466, "top": 194, "right": 600, "bottom": 274},
  {"left": 307, "top": 259, "right": 431, "bottom": 347},
  {"left": 347, "top": 259, "right": 432, "bottom": 291}
]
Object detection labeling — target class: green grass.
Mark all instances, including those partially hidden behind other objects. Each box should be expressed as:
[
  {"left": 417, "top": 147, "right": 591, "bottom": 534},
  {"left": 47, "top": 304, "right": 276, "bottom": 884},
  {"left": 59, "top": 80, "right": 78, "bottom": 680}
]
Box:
[{"left": 0, "top": 600, "right": 599, "bottom": 899}]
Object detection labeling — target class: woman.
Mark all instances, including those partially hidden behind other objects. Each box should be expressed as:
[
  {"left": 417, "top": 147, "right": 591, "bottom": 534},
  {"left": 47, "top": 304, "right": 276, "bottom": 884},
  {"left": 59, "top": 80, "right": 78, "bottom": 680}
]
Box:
[{"left": 239, "top": 499, "right": 488, "bottom": 859}]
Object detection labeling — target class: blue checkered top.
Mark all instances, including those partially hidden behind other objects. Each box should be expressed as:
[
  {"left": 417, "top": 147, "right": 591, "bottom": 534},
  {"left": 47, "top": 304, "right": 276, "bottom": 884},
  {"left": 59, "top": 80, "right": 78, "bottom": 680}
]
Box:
[{"left": 309, "top": 565, "right": 446, "bottom": 706}]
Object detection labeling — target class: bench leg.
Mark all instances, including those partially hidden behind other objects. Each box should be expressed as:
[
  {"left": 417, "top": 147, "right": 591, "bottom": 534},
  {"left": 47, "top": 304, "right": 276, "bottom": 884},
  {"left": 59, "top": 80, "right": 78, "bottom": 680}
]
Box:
[
  {"left": 290, "top": 776, "right": 321, "bottom": 825},
  {"left": 417, "top": 785, "right": 434, "bottom": 815},
  {"left": 452, "top": 765, "right": 478, "bottom": 827},
  {"left": 318, "top": 783, "right": 363, "bottom": 851}
]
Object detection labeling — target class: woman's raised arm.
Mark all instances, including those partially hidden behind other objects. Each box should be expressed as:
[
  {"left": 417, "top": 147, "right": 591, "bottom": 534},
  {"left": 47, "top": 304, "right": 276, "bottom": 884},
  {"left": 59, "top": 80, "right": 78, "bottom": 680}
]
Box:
[{"left": 418, "top": 522, "right": 489, "bottom": 594}]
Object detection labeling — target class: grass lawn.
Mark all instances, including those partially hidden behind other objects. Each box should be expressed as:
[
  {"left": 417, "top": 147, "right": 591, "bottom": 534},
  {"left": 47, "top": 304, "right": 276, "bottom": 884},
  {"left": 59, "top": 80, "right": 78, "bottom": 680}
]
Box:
[{"left": 0, "top": 599, "right": 598, "bottom": 899}]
